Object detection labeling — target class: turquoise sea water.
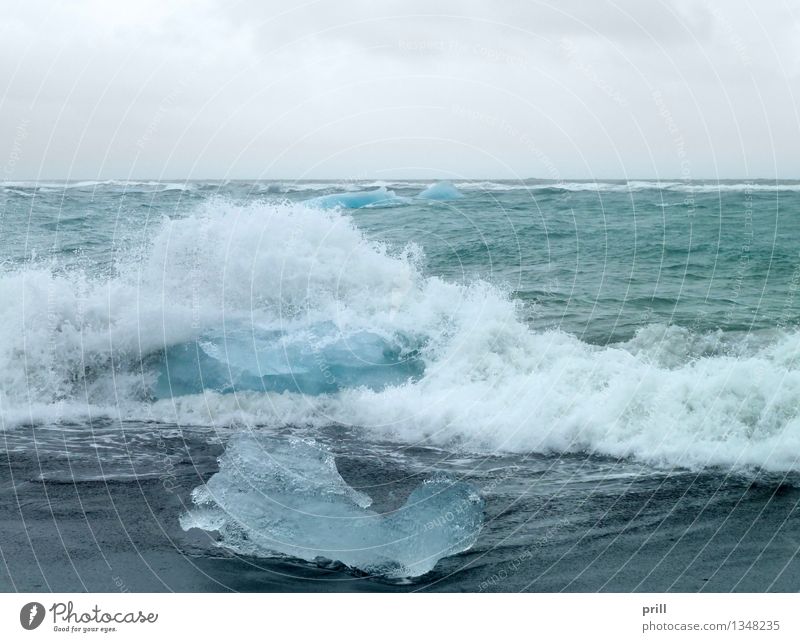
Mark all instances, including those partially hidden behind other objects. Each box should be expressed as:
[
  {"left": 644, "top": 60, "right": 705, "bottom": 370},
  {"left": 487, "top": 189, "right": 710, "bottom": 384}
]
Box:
[
  {"left": 5, "top": 179, "right": 800, "bottom": 340},
  {"left": 3, "top": 179, "right": 800, "bottom": 591}
]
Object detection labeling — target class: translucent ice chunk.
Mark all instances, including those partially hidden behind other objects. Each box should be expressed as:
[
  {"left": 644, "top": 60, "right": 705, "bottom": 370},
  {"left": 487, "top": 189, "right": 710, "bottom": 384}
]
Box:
[
  {"left": 151, "top": 324, "right": 424, "bottom": 397},
  {"left": 417, "top": 181, "right": 463, "bottom": 201},
  {"left": 305, "top": 187, "right": 405, "bottom": 209},
  {"left": 180, "top": 435, "right": 484, "bottom": 578}
]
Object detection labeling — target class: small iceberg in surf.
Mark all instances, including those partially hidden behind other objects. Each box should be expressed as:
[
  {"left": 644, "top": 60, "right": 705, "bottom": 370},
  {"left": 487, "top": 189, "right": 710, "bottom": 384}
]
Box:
[
  {"left": 303, "top": 182, "right": 462, "bottom": 209},
  {"left": 305, "top": 186, "right": 405, "bottom": 209},
  {"left": 417, "top": 181, "right": 463, "bottom": 201},
  {"left": 180, "top": 435, "right": 484, "bottom": 578},
  {"left": 150, "top": 323, "right": 424, "bottom": 398}
]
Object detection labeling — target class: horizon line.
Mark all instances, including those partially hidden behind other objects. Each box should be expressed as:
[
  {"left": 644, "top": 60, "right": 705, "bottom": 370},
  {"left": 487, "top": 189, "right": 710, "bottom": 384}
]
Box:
[{"left": 4, "top": 177, "right": 799, "bottom": 183}]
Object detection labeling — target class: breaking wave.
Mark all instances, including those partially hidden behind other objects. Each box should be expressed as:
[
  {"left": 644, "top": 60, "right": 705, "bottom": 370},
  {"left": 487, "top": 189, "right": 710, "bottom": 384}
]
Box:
[{"left": 3, "top": 198, "right": 800, "bottom": 472}]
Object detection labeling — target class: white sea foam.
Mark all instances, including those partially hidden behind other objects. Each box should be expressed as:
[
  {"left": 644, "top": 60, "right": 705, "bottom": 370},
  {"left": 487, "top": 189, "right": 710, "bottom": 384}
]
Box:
[
  {"left": 3, "top": 199, "right": 800, "bottom": 473},
  {"left": 0, "top": 179, "right": 196, "bottom": 193},
  {"left": 451, "top": 181, "right": 800, "bottom": 193}
]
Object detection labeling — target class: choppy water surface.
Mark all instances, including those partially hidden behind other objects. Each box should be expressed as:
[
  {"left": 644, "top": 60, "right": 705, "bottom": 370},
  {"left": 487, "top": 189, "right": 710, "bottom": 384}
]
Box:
[{"left": 2, "top": 179, "right": 800, "bottom": 591}]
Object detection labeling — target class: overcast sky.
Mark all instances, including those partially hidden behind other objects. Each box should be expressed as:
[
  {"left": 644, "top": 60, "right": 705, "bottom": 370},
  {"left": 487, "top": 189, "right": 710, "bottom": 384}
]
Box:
[{"left": 1, "top": 0, "right": 799, "bottom": 179}]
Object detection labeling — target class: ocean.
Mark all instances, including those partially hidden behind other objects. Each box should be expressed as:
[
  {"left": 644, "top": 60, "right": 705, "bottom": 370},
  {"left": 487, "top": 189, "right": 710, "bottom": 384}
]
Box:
[{"left": 2, "top": 179, "right": 800, "bottom": 592}]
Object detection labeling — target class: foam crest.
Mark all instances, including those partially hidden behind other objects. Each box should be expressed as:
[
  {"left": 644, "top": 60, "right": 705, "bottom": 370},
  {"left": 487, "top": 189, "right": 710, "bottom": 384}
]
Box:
[{"left": 0, "top": 198, "right": 423, "bottom": 416}]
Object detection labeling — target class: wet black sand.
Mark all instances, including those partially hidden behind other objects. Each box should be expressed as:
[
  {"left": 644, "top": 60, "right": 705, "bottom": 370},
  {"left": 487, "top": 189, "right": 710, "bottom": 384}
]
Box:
[{"left": 2, "top": 424, "right": 800, "bottom": 592}]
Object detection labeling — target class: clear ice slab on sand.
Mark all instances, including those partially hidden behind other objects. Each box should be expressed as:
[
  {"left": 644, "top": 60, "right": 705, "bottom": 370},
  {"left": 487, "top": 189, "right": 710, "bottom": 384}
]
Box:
[{"left": 181, "top": 435, "right": 484, "bottom": 578}]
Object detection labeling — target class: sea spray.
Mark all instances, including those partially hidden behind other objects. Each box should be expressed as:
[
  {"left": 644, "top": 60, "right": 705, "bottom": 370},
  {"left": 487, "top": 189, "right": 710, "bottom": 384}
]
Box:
[{"left": 3, "top": 197, "right": 800, "bottom": 472}]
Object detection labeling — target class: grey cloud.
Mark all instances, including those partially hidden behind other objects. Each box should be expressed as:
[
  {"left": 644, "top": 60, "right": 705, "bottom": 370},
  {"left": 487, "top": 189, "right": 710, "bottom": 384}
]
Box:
[{"left": 0, "top": 0, "right": 798, "bottom": 179}]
